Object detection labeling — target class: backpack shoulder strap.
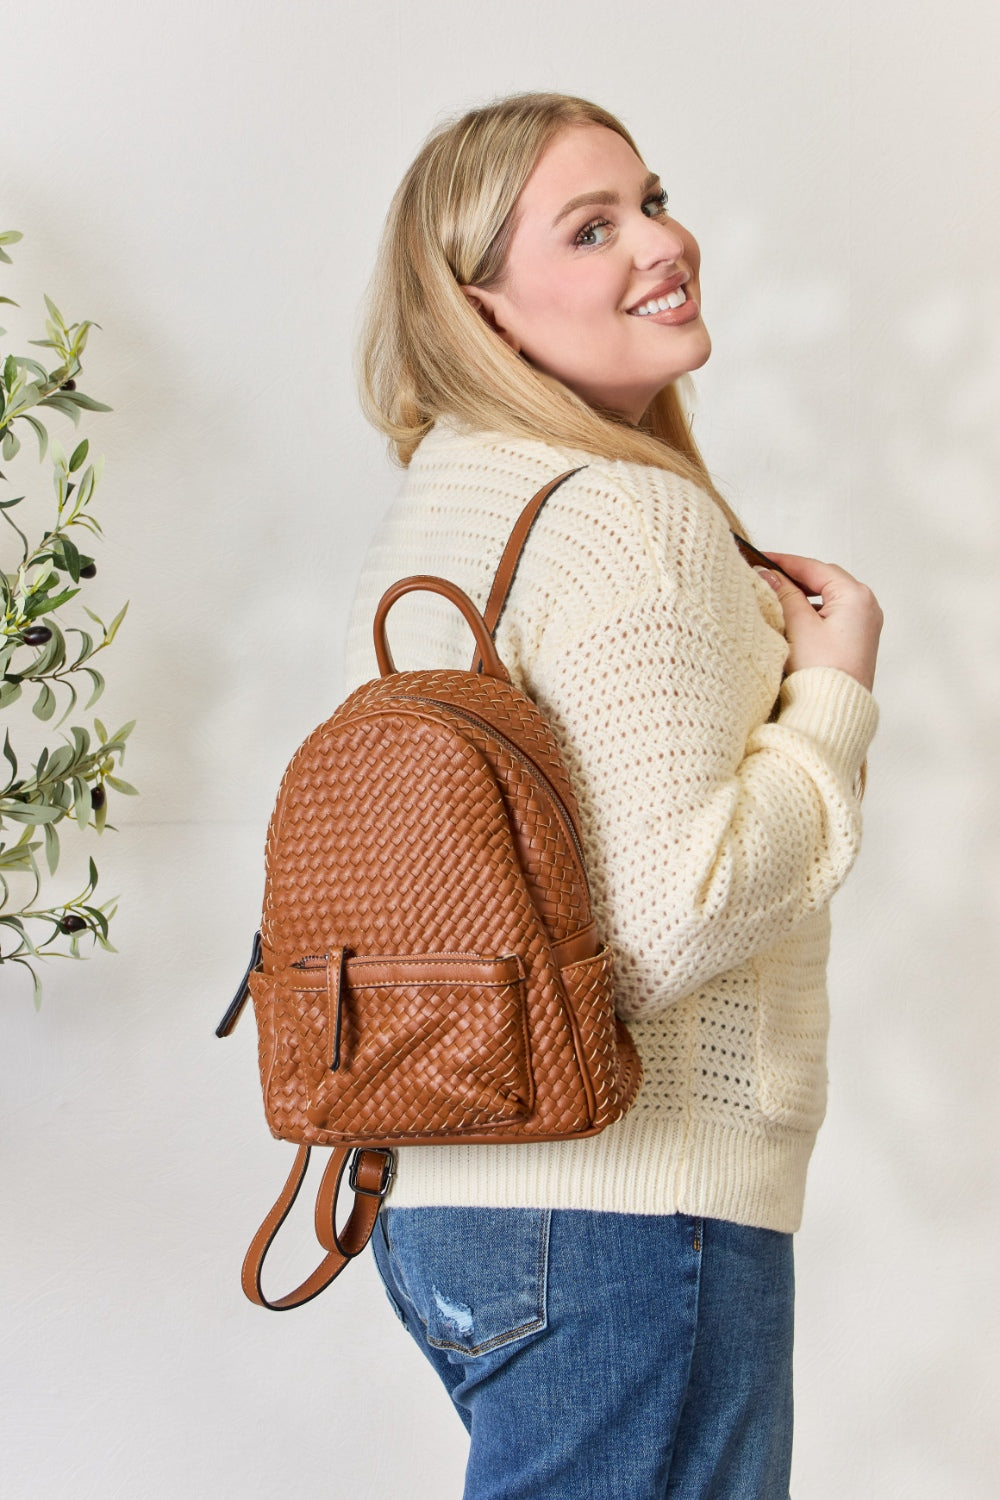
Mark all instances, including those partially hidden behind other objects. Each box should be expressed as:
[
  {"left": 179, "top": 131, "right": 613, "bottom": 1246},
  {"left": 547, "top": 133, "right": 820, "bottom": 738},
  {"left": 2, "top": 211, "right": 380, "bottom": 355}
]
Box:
[{"left": 473, "top": 467, "right": 584, "bottom": 673}]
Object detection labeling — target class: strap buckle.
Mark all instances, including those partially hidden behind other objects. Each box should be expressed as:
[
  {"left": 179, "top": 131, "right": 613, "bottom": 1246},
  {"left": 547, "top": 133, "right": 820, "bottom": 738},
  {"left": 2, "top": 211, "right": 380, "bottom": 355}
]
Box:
[{"left": 348, "top": 1148, "right": 395, "bottom": 1199}]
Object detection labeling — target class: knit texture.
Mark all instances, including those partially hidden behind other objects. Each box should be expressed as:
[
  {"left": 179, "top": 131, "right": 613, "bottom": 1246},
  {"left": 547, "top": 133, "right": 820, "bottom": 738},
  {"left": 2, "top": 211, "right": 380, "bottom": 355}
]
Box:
[{"left": 345, "top": 423, "right": 879, "bottom": 1232}]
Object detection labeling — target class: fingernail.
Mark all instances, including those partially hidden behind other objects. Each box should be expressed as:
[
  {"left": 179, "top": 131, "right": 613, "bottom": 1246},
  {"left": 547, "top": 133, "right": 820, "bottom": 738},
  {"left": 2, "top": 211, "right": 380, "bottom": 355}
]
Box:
[{"left": 754, "top": 566, "right": 781, "bottom": 592}]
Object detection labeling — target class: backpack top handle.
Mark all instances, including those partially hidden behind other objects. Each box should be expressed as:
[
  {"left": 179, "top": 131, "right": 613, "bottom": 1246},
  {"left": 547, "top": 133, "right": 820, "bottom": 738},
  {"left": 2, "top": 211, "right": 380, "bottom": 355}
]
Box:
[{"left": 373, "top": 574, "right": 510, "bottom": 681}]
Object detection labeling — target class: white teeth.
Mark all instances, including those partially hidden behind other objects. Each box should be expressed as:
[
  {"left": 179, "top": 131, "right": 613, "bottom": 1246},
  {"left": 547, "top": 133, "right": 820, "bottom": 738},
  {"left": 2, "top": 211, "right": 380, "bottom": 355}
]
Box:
[{"left": 633, "top": 287, "right": 687, "bottom": 315}]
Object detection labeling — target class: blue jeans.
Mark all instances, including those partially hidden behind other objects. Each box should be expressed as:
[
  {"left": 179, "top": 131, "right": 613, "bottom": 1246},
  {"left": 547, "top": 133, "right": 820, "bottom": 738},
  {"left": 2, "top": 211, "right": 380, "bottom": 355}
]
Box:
[{"left": 372, "top": 1207, "right": 794, "bottom": 1499}]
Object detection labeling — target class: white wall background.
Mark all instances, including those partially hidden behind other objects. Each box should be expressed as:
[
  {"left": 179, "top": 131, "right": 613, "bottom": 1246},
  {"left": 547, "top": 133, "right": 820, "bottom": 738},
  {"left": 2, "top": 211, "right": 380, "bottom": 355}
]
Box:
[{"left": 1, "top": 2, "right": 997, "bottom": 1495}]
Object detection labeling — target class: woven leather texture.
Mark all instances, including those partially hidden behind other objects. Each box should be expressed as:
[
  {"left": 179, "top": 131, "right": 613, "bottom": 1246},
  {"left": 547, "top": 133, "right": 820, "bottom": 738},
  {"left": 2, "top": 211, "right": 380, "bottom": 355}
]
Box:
[{"left": 253, "top": 650, "right": 642, "bottom": 1149}]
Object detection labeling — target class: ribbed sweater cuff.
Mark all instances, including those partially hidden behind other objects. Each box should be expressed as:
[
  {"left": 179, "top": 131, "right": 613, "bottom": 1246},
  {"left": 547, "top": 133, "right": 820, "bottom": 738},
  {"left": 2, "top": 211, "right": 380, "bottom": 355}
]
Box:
[{"left": 778, "top": 668, "right": 879, "bottom": 785}]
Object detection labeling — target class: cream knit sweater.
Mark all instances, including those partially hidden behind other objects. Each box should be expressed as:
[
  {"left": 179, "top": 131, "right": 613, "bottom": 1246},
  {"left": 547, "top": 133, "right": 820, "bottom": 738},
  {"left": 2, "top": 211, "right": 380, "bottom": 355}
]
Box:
[{"left": 345, "top": 423, "right": 879, "bottom": 1233}]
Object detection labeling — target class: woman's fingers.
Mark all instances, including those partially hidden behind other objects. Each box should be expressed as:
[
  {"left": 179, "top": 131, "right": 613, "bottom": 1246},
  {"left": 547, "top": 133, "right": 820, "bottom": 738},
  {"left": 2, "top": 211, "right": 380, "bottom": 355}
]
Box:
[
  {"left": 754, "top": 553, "right": 883, "bottom": 691},
  {"left": 755, "top": 564, "right": 818, "bottom": 623},
  {"left": 762, "top": 552, "right": 864, "bottom": 606}
]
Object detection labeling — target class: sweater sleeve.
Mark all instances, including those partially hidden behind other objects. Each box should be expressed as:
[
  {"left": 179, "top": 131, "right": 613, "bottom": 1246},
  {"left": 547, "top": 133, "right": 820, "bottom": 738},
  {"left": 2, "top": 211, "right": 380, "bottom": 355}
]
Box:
[{"left": 524, "top": 584, "right": 879, "bottom": 1022}]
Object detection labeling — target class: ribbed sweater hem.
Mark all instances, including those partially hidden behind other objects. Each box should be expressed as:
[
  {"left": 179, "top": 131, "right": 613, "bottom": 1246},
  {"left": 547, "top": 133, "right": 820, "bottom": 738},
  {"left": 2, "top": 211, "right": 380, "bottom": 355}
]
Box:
[{"left": 382, "top": 1112, "right": 816, "bottom": 1234}]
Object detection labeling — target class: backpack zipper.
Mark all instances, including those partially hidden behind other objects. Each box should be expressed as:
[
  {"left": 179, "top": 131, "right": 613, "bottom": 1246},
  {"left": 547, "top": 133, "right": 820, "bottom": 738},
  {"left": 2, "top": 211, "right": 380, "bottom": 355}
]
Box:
[{"left": 393, "top": 694, "right": 591, "bottom": 901}]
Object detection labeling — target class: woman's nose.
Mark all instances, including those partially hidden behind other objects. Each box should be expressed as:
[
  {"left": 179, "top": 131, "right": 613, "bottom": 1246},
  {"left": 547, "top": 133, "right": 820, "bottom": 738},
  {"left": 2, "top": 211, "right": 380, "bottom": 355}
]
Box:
[{"left": 632, "top": 215, "right": 687, "bottom": 269}]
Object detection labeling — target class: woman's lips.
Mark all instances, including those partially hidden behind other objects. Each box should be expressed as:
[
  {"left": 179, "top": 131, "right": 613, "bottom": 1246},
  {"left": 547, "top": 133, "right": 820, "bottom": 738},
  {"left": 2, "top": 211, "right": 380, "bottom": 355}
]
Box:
[
  {"left": 627, "top": 288, "right": 701, "bottom": 326},
  {"left": 626, "top": 272, "right": 688, "bottom": 313}
]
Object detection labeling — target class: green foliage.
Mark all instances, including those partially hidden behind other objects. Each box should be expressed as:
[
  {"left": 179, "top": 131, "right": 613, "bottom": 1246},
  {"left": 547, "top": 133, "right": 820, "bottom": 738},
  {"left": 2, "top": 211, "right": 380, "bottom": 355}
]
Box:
[{"left": 0, "top": 230, "right": 134, "bottom": 1004}]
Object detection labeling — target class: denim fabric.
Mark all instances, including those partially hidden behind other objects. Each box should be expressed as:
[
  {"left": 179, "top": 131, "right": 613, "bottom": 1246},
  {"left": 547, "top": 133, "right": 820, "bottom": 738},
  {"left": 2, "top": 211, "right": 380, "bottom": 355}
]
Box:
[{"left": 372, "top": 1207, "right": 794, "bottom": 1500}]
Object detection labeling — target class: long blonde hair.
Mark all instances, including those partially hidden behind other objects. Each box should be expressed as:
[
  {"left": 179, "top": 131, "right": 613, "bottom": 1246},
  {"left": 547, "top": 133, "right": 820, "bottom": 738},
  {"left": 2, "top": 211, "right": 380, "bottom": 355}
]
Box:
[{"left": 359, "top": 92, "right": 738, "bottom": 527}]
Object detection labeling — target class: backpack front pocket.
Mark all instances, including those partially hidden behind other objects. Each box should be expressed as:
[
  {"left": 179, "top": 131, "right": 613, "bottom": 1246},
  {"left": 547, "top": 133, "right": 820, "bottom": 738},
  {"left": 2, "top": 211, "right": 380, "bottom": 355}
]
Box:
[{"left": 251, "top": 951, "right": 534, "bottom": 1143}]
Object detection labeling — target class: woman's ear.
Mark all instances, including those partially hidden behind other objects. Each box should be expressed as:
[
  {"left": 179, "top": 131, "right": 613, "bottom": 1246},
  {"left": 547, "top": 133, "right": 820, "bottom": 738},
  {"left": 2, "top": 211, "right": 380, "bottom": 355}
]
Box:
[{"left": 461, "top": 286, "right": 521, "bottom": 354}]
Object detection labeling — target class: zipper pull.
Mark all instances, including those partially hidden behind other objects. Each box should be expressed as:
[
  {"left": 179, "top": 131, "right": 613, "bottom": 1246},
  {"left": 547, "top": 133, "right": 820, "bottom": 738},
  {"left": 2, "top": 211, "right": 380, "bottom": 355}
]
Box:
[{"left": 215, "top": 930, "right": 263, "bottom": 1038}]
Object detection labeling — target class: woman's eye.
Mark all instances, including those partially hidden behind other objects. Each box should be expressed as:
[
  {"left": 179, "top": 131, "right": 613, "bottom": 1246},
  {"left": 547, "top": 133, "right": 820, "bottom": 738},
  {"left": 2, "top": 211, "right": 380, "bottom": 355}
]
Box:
[
  {"left": 575, "top": 218, "right": 613, "bottom": 248},
  {"left": 643, "top": 189, "right": 669, "bottom": 218}
]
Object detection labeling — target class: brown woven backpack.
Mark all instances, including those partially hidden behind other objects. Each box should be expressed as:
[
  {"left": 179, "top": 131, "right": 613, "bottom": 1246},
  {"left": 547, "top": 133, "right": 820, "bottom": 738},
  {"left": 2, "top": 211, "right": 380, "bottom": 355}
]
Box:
[{"left": 216, "top": 470, "right": 642, "bottom": 1309}]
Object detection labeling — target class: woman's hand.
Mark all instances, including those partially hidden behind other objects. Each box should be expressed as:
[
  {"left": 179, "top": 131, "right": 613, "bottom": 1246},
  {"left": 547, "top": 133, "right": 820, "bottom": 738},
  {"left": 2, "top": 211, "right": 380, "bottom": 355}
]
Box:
[{"left": 756, "top": 554, "right": 883, "bottom": 692}]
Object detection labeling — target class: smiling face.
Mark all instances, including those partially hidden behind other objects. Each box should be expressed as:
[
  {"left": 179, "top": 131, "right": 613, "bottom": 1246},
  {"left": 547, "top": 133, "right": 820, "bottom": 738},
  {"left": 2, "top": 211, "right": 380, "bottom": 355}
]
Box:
[{"left": 465, "top": 124, "right": 711, "bottom": 423}]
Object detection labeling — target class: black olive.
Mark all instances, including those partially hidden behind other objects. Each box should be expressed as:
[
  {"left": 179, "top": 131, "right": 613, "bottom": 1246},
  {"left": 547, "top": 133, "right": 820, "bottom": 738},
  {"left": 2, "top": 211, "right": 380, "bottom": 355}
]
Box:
[
  {"left": 79, "top": 563, "right": 97, "bottom": 579},
  {"left": 90, "top": 786, "right": 106, "bottom": 810},
  {"left": 61, "top": 379, "right": 77, "bottom": 391},
  {"left": 21, "top": 625, "right": 52, "bottom": 645},
  {"left": 58, "top": 914, "right": 87, "bottom": 933}
]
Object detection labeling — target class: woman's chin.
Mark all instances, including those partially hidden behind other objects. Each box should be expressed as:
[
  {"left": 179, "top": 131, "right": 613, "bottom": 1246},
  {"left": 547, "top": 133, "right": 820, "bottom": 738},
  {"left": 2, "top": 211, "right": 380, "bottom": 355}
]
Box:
[{"left": 687, "top": 327, "right": 712, "bottom": 371}]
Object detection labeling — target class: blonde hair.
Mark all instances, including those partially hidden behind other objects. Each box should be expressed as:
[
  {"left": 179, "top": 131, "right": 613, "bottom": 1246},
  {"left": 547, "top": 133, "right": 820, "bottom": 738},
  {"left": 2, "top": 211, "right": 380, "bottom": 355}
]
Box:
[{"left": 359, "top": 92, "right": 738, "bottom": 527}]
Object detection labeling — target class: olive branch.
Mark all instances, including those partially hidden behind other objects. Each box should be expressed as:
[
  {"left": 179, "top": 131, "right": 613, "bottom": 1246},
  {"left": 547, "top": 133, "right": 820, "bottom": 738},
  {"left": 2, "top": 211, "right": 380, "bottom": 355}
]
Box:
[{"left": 0, "top": 229, "right": 135, "bottom": 1004}]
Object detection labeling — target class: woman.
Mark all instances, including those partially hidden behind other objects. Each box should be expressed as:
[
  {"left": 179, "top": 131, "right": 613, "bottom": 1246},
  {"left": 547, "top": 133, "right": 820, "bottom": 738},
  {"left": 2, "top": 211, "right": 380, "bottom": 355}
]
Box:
[{"left": 346, "top": 93, "right": 881, "bottom": 1500}]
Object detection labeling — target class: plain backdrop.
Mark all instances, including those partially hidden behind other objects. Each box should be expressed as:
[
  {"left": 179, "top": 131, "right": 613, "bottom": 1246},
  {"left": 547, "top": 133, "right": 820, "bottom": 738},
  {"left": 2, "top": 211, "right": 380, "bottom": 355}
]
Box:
[{"left": 1, "top": 2, "right": 998, "bottom": 1496}]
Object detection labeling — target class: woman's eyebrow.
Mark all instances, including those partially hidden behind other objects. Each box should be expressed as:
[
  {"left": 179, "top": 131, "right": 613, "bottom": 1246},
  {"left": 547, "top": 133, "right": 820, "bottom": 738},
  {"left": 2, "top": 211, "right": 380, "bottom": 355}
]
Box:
[{"left": 552, "top": 171, "right": 660, "bottom": 228}]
